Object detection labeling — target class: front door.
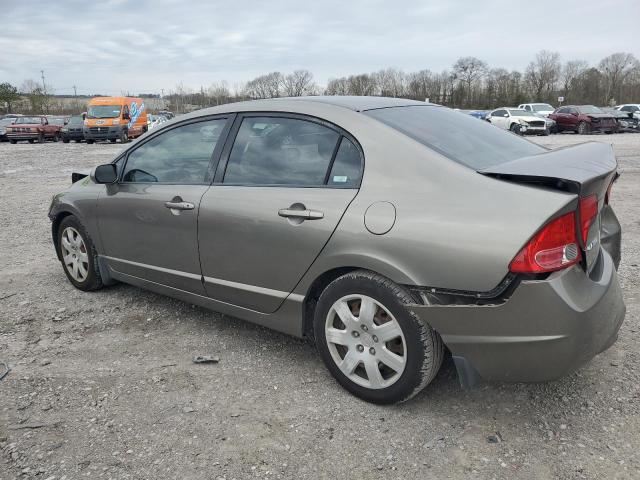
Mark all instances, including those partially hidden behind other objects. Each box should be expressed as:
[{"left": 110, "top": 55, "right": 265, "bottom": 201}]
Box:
[
  {"left": 97, "top": 117, "right": 230, "bottom": 293},
  {"left": 199, "top": 115, "right": 364, "bottom": 313}
]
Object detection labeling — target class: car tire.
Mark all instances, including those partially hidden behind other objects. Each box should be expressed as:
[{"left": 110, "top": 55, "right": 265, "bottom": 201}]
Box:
[
  {"left": 57, "top": 215, "right": 104, "bottom": 291},
  {"left": 313, "top": 270, "right": 444, "bottom": 404},
  {"left": 28, "top": 139, "right": 34, "bottom": 144},
  {"left": 75, "top": 139, "right": 81, "bottom": 143},
  {"left": 38, "top": 133, "right": 45, "bottom": 143},
  {"left": 577, "top": 121, "right": 590, "bottom": 135},
  {"left": 509, "top": 123, "right": 522, "bottom": 135},
  {"left": 10, "top": 139, "right": 17, "bottom": 144},
  {"left": 63, "top": 138, "right": 70, "bottom": 143},
  {"left": 110, "top": 139, "right": 117, "bottom": 143},
  {"left": 86, "top": 139, "right": 95, "bottom": 144},
  {"left": 120, "top": 130, "right": 129, "bottom": 143}
]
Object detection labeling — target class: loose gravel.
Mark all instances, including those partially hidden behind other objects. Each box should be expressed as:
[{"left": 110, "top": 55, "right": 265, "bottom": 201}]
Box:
[{"left": 0, "top": 133, "right": 639, "bottom": 479}]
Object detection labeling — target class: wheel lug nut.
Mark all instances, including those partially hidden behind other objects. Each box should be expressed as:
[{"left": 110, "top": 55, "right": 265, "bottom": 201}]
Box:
[
  {"left": 361, "top": 325, "right": 368, "bottom": 331},
  {"left": 356, "top": 345, "right": 364, "bottom": 352},
  {"left": 372, "top": 335, "right": 378, "bottom": 343},
  {"left": 369, "top": 347, "right": 376, "bottom": 355},
  {"left": 352, "top": 331, "right": 360, "bottom": 338}
]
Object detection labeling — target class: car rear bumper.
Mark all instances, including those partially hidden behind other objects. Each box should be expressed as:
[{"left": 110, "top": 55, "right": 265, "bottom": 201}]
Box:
[
  {"left": 409, "top": 248, "right": 625, "bottom": 384},
  {"left": 84, "top": 126, "right": 123, "bottom": 140}
]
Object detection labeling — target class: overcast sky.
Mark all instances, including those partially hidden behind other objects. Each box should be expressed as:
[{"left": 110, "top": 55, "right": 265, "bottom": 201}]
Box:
[{"left": 1, "top": 0, "right": 638, "bottom": 95}]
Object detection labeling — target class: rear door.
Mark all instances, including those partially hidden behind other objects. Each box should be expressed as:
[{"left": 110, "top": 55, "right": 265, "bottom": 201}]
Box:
[{"left": 198, "top": 114, "right": 363, "bottom": 313}]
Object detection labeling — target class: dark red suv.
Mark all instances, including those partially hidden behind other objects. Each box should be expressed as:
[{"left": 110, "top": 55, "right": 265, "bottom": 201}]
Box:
[
  {"left": 549, "top": 105, "right": 617, "bottom": 134},
  {"left": 5, "top": 116, "right": 63, "bottom": 143}
]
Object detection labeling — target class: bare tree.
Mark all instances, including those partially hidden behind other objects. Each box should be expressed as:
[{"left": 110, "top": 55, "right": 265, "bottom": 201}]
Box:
[
  {"left": 325, "top": 77, "right": 350, "bottom": 95},
  {"left": 244, "top": 72, "right": 283, "bottom": 99},
  {"left": 561, "top": 60, "right": 588, "bottom": 102},
  {"left": 598, "top": 52, "right": 640, "bottom": 104},
  {"left": 374, "top": 68, "right": 406, "bottom": 97},
  {"left": 21, "top": 79, "right": 52, "bottom": 114},
  {"left": 281, "top": 70, "right": 316, "bottom": 96},
  {"left": 525, "top": 50, "right": 561, "bottom": 101},
  {"left": 452, "top": 56, "right": 488, "bottom": 106},
  {"left": 347, "top": 74, "right": 377, "bottom": 96},
  {"left": 208, "top": 81, "right": 231, "bottom": 105}
]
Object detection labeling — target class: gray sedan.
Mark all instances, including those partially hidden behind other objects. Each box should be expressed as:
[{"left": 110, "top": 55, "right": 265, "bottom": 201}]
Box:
[{"left": 49, "top": 96, "right": 625, "bottom": 404}]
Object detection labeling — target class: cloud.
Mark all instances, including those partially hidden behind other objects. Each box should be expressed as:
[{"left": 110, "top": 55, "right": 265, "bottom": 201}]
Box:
[{"left": 1, "top": 0, "right": 638, "bottom": 95}]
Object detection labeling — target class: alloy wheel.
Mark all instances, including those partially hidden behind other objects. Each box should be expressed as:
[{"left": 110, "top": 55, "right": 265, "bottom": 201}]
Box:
[
  {"left": 325, "top": 295, "right": 407, "bottom": 389},
  {"left": 61, "top": 226, "right": 89, "bottom": 282}
]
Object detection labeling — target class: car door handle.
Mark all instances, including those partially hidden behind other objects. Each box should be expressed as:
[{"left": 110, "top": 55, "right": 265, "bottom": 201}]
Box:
[
  {"left": 278, "top": 208, "right": 324, "bottom": 220},
  {"left": 164, "top": 201, "right": 195, "bottom": 210}
]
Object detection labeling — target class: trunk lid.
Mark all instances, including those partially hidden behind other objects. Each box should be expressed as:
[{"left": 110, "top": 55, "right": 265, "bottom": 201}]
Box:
[{"left": 478, "top": 142, "right": 619, "bottom": 272}]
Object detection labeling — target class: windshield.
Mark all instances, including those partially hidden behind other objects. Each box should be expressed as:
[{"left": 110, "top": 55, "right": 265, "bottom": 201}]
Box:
[
  {"left": 48, "top": 117, "right": 67, "bottom": 125},
  {"left": 15, "top": 117, "right": 43, "bottom": 124},
  {"left": 68, "top": 116, "right": 84, "bottom": 125},
  {"left": 532, "top": 104, "right": 553, "bottom": 112},
  {"left": 365, "top": 106, "right": 545, "bottom": 169},
  {"left": 0, "top": 118, "right": 15, "bottom": 126},
  {"left": 508, "top": 109, "right": 535, "bottom": 116},
  {"left": 87, "top": 105, "right": 121, "bottom": 119},
  {"left": 578, "top": 105, "right": 603, "bottom": 114}
]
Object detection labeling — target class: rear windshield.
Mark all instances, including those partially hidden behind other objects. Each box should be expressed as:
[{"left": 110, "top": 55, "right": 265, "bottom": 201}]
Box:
[{"left": 364, "top": 106, "right": 545, "bottom": 169}]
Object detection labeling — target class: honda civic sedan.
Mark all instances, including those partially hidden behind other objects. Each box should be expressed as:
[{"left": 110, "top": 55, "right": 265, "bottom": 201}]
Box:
[{"left": 49, "top": 96, "right": 625, "bottom": 404}]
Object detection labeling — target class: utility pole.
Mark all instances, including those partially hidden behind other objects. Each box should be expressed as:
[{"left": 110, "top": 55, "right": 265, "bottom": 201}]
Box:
[
  {"left": 40, "top": 70, "right": 48, "bottom": 113},
  {"left": 73, "top": 85, "right": 78, "bottom": 112}
]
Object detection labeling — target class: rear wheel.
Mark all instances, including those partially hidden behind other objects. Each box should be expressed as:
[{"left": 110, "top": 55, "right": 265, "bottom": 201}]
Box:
[
  {"left": 314, "top": 270, "right": 444, "bottom": 404},
  {"left": 577, "top": 121, "right": 590, "bottom": 135},
  {"left": 52, "top": 133, "right": 60, "bottom": 142},
  {"left": 57, "top": 216, "right": 104, "bottom": 291}
]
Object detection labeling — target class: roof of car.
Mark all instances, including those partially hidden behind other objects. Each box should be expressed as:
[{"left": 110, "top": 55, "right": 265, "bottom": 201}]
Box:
[{"left": 277, "top": 96, "right": 434, "bottom": 111}]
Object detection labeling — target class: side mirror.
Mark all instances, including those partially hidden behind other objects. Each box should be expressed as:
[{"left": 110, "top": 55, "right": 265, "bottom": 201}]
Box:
[
  {"left": 503, "top": 113, "right": 509, "bottom": 117},
  {"left": 123, "top": 113, "right": 131, "bottom": 120},
  {"left": 91, "top": 164, "right": 118, "bottom": 184}
]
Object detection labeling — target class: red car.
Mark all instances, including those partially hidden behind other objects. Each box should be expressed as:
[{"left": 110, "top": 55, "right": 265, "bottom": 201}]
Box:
[
  {"left": 549, "top": 105, "right": 617, "bottom": 135},
  {"left": 5, "top": 116, "right": 63, "bottom": 144}
]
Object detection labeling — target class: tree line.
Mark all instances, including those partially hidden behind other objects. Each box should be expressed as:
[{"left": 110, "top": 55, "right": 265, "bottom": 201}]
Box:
[{"left": 1, "top": 50, "right": 639, "bottom": 115}]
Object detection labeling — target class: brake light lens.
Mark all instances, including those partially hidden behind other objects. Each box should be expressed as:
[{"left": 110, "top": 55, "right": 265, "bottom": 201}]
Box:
[
  {"left": 509, "top": 212, "right": 581, "bottom": 273},
  {"left": 579, "top": 195, "right": 598, "bottom": 243}
]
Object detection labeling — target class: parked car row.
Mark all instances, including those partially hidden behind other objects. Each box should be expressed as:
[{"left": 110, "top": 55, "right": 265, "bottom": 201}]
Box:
[
  {"left": 0, "top": 98, "right": 175, "bottom": 144},
  {"left": 481, "top": 104, "right": 639, "bottom": 135}
]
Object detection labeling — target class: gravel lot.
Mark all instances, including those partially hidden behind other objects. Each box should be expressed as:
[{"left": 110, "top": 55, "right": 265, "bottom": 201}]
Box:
[{"left": 0, "top": 132, "right": 639, "bottom": 480}]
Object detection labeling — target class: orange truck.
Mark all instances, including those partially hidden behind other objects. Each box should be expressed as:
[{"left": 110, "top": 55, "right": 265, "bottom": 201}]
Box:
[{"left": 84, "top": 96, "right": 148, "bottom": 143}]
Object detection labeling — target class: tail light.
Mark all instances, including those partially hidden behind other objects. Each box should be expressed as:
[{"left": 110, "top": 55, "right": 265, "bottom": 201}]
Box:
[
  {"left": 510, "top": 194, "right": 602, "bottom": 274},
  {"left": 509, "top": 211, "right": 581, "bottom": 273},
  {"left": 579, "top": 195, "right": 598, "bottom": 243}
]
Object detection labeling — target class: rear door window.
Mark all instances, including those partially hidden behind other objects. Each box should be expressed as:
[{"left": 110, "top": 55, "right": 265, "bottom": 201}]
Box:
[
  {"left": 327, "top": 137, "right": 363, "bottom": 187},
  {"left": 365, "top": 106, "right": 545, "bottom": 169},
  {"left": 223, "top": 116, "right": 340, "bottom": 186}
]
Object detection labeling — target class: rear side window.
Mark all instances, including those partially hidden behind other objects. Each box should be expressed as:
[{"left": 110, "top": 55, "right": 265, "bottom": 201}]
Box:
[
  {"left": 364, "top": 106, "right": 545, "bottom": 169},
  {"left": 223, "top": 116, "right": 340, "bottom": 185},
  {"left": 328, "top": 138, "right": 362, "bottom": 187}
]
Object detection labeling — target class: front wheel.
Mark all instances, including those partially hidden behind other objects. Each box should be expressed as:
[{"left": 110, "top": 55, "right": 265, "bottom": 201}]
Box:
[
  {"left": 510, "top": 123, "right": 523, "bottom": 135},
  {"left": 57, "top": 216, "right": 104, "bottom": 291},
  {"left": 10, "top": 139, "right": 17, "bottom": 144},
  {"left": 314, "top": 270, "right": 444, "bottom": 404},
  {"left": 86, "top": 139, "right": 95, "bottom": 144},
  {"left": 577, "top": 121, "right": 590, "bottom": 135},
  {"left": 119, "top": 130, "right": 129, "bottom": 143},
  {"left": 63, "top": 138, "right": 70, "bottom": 143},
  {"left": 38, "top": 133, "right": 45, "bottom": 143}
]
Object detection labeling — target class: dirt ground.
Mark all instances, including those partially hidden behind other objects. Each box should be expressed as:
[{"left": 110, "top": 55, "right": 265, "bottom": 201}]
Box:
[{"left": 0, "top": 132, "right": 639, "bottom": 480}]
